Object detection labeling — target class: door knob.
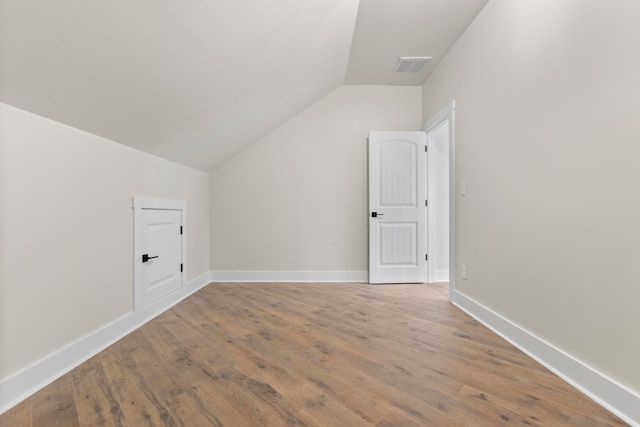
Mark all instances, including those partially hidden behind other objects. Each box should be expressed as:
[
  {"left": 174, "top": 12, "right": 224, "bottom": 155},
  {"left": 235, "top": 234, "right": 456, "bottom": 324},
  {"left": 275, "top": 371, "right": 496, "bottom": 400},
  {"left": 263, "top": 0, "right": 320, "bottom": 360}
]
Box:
[{"left": 142, "top": 254, "right": 159, "bottom": 263}]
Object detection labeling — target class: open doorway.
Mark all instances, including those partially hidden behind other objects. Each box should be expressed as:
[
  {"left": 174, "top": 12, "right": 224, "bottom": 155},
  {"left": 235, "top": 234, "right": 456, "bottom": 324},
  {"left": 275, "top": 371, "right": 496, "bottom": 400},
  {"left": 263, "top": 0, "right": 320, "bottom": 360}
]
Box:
[
  {"left": 367, "top": 101, "right": 454, "bottom": 286},
  {"left": 423, "top": 101, "right": 455, "bottom": 287}
]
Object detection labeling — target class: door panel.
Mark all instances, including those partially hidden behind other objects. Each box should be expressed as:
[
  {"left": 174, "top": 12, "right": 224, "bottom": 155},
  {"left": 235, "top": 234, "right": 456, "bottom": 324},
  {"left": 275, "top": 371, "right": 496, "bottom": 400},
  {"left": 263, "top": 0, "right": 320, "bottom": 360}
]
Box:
[
  {"left": 140, "top": 208, "right": 182, "bottom": 308},
  {"left": 369, "top": 131, "right": 427, "bottom": 284},
  {"left": 380, "top": 141, "right": 417, "bottom": 207},
  {"left": 379, "top": 222, "right": 417, "bottom": 265}
]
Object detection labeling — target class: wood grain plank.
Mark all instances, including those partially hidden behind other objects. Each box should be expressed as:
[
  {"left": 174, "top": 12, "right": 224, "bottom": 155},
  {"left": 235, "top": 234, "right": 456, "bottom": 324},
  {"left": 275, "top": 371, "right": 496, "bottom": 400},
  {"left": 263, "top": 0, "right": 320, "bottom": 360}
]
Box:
[
  {"left": 0, "top": 282, "right": 628, "bottom": 426},
  {"left": 0, "top": 398, "right": 32, "bottom": 427},
  {"left": 70, "top": 356, "right": 126, "bottom": 426},
  {"left": 31, "top": 375, "right": 79, "bottom": 427}
]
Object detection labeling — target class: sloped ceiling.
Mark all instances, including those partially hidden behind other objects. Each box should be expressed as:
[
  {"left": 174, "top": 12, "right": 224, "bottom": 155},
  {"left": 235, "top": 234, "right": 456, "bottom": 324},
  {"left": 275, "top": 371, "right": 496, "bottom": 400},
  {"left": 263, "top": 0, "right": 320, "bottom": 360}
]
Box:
[
  {"left": 0, "top": 0, "right": 488, "bottom": 172},
  {"left": 346, "top": 0, "right": 489, "bottom": 85}
]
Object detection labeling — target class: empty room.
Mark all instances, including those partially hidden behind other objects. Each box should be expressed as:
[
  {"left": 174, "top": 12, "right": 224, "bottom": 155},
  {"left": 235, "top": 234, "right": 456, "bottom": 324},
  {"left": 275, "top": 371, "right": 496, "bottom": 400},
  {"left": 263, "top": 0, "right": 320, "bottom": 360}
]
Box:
[{"left": 1, "top": 0, "right": 638, "bottom": 425}]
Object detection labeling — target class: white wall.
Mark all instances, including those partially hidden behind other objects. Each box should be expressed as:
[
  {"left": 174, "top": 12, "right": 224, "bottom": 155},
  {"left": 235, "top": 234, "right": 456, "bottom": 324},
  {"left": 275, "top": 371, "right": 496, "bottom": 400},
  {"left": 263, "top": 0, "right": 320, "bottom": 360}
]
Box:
[
  {"left": 210, "top": 85, "right": 422, "bottom": 275},
  {"left": 422, "top": 0, "right": 640, "bottom": 396},
  {"left": 0, "top": 103, "right": 210, "bottom": 380}
]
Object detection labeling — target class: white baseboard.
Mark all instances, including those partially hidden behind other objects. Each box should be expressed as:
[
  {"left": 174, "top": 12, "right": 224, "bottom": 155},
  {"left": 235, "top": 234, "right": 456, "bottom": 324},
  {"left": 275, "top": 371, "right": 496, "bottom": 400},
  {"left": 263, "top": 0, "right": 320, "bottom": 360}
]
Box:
[
  {"left": 451, "top": 288, "right": 640, "bottom": 427},
  {"left": 0, "top": 271, "right": 212, "bottom": 415},
  {"left": 211, "top": 270, "right": 368, "bottom": 283},
  {"left": 8, "top": 276, "right": 633, "bottom": 424}
]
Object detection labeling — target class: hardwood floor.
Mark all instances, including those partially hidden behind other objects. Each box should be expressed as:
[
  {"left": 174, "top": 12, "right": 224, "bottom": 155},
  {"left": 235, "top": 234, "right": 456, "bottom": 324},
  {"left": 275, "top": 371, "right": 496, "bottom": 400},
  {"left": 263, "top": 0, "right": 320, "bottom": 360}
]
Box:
[{"left": 1, "top": 282, "right": 628, "bottom": 426}]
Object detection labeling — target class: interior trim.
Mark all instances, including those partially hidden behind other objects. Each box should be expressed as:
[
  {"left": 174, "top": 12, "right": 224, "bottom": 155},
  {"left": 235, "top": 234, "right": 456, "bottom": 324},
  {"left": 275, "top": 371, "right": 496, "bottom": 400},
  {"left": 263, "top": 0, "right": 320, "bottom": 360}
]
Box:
[
  {"left": 211, "top": 270, "right": 368, "bottom": 283},
  {"left": 0, "top": 272, "right": 212, "bottom": 415},
  {"left": 451, "top": 288, "right": 640, "bottom": 427}
]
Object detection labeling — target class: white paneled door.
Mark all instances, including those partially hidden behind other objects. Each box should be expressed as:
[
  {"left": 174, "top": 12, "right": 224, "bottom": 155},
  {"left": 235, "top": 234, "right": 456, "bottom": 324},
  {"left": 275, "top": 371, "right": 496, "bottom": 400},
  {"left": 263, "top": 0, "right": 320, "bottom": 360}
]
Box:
[
  {"left": 138, "top": 208, "right": 183, "bottom": 308},
  {"left": 369, "top": 131, "right": 427, "bottom": 284}
]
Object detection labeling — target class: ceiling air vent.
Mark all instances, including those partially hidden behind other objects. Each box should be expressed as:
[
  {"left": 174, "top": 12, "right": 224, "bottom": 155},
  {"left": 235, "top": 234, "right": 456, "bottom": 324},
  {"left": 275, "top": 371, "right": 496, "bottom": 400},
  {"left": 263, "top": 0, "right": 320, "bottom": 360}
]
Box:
[{"left": 394, "top": 56, "right": 432, "bottom": 73}]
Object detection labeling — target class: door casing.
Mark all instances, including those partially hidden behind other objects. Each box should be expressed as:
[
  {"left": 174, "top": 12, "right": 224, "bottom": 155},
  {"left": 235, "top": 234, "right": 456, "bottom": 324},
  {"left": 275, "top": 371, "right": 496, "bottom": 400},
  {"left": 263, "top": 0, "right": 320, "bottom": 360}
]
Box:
[{"left": 422, "top": 100, "right": 455, "bottom": 291}]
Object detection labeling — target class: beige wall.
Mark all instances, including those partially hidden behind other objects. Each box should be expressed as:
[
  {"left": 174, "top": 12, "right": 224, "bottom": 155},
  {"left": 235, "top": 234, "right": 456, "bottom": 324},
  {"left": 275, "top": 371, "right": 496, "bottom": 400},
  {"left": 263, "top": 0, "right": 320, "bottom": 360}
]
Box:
[
  {"left": 0, "top": 103, "right": 210, "bottom": 379},
  {"left": 422, "top": 0, "right": 640, "bottom": 393},
  {"left": 210, "top": 85, "right": 422, "bottom": 272}
]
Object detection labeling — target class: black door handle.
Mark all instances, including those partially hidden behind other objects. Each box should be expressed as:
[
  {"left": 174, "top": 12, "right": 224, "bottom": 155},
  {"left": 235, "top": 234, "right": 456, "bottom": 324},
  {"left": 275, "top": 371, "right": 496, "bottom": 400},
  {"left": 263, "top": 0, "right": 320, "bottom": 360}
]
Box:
[
  {"left": 142, "top": 254, "right": 159, "bottom": 263},
  {"left": 371, "top": 212, "right": 384, "bottom": 218}
]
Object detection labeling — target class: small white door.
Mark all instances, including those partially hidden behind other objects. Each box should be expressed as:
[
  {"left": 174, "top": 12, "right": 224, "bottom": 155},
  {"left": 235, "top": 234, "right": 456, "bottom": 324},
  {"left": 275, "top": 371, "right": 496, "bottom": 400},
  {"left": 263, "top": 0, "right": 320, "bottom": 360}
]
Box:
[
  {"left": 138, "top": 208, "right": 183, "bottom": 308},
  {"left": 369, "top": 131, "right": 427, "bottom": 284}
]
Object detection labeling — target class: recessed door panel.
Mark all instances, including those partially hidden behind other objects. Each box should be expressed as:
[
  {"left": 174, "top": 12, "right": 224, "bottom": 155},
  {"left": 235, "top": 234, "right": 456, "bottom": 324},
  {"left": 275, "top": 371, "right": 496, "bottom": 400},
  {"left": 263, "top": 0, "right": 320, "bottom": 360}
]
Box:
[
  {"left": 379, "top": 222, "right": 418, "bottom": 266},
  {"left": 379, "top": 142, "right": 418, "bottom": 207}
]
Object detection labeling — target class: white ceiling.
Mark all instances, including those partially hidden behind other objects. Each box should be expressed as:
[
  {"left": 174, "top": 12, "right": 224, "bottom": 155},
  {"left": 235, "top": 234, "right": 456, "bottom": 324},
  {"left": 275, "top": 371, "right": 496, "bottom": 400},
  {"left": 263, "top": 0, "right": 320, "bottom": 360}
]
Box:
[
  {"left": 346, "top": 0, "right": 490, "bottom": 85},
  {"left": 0, "top": 0, "right": 488, "bottom": 171}
]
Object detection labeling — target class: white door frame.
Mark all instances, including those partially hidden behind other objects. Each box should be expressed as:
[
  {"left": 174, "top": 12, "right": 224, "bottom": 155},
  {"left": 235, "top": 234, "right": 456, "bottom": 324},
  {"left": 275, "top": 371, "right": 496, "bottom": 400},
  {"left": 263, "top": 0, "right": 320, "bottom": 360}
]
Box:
[
  {"left": 422, "top": 101, "right": 455, "bottom": 292},
  {"left": 132, "top": 196, "right": 186, "bottom": 311}
]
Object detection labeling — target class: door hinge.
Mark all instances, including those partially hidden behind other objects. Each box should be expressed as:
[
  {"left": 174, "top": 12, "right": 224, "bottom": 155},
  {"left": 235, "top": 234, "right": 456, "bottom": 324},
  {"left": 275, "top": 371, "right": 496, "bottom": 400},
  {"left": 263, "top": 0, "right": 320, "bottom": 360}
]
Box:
[
  {"left": 180, "top": 263, "right": 183, "bottom": 273},
  {"left": 425, "top": 199, "right": 428, "bottom": 206},
  {"left": 425, "top": 145, "right": 428, "bottom": 152},
  {"left": 180, "top": 226, "right": 183, "bottom": 235},
  {"left": 425, "top": 254, "right": 428, "bottom": 261}
]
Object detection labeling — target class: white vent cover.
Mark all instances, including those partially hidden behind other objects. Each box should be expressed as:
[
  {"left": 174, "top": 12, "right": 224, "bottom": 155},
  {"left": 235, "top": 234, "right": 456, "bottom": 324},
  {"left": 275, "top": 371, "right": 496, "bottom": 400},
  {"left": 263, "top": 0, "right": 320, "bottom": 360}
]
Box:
[{"left": 394, "top": 56, "right": 432, "bottom": 73}]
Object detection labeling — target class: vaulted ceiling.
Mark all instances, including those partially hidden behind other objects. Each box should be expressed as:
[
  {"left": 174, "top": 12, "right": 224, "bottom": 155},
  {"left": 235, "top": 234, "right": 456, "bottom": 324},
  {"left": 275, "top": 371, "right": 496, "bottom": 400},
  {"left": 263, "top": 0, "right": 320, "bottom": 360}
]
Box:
[{"left": 0, "top": 0, "right": 488, "bottom": 171}]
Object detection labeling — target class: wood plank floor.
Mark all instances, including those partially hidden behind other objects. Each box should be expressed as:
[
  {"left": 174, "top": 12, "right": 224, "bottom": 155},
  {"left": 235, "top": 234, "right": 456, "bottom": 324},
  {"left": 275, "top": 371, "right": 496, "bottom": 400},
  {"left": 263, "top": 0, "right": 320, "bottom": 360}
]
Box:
[{"left": 1, "top": 282, "right": 628, "bottom": 426}]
